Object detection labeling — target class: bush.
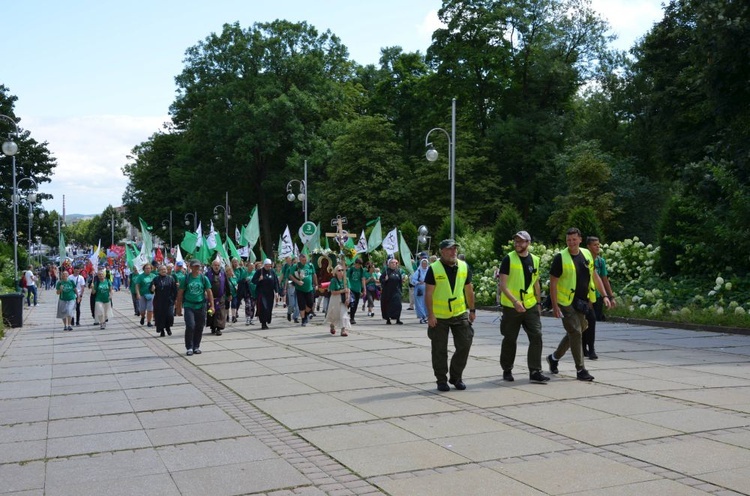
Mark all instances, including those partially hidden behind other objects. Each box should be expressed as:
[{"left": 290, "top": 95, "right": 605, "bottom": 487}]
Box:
[
  {"left": 492, "top": 205, "right": 524, "bottom": 260},
  {"left": 566, "top": 206, "right": 603, "bottom": 241}
]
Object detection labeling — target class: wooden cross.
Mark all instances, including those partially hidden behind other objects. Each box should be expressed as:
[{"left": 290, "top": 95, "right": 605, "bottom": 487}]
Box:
[{"left": 325, "top": 215, "right": 349, "bottom": 289}]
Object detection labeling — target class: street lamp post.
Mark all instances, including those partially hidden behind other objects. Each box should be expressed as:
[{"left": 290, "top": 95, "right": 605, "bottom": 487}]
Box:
[
  {"left": 161, "top": 210, "right": 173, "bottom": 248},
  {"left": 107, "top": 213, "right": 117, "bottom": 248},
  {"left": 184, "top": 212, "right": 197, "bottom": 230},
  {"left": 424, "top": 98, "right": 457, "bottom": 239},
  {"left": 286, "top": 159, "right": 308, "bottom": 223},
  {"left": 1, "top": 114, "right": 22, "bottom": 289},
  {"left": 213, "top": 192, "right": 231, "bottom": 241}
]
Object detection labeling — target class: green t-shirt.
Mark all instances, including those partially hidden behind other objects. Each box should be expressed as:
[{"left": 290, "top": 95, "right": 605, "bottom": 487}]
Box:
[
  {"left": 57, "top": 279, "right": 77, "bottom": 301},
  {"left": 347, "top": 266, "right": 365, "bottom": 292},
  {"left": 228, "top": 275, "right": 238, "bottom": 297},
  {"left": 172, "top": 270, "right": 187, "bottom": 290},
  {"left": 137, "top": 272, "right": 157, "bottom": 298},
  {"left": 182, "top": 273, "right": 211, "bottom": 309},
  {"left": 281, "top": 263, "right": 294, "bottom": 283},
  {"left": 594, "top": 256, "right": 608, "bottom": 297},
  {"left": 247, "top": 269, "right": 257, "bottom": 298},
  {"left": 94, "top": 279, "right": 112, "bottom": 303},
  {"left": 294, "top": 262, "right": 315, "bottom": 293},
  {"left": 129, "top": 274, "right": 139, "bottom": 294},
  {"left": 329, "top": 277, "right": 345, "bottom": 293},
  {"left": 234, "top": 266, "right": 248, "bottom": 283}
]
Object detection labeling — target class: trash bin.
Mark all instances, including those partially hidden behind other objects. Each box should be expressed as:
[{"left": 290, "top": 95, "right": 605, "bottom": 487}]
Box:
[{"left": 0, "top": 293, "right": 24, "bottom": 328}]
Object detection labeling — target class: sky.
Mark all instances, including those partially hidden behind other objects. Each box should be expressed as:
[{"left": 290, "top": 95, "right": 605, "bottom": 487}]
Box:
[{"left": 3, "top": 0, "right": 665, "bottom": 216}]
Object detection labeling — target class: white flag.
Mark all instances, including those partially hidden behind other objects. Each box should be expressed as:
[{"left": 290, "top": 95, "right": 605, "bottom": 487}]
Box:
[
  {"left": 195, "top": 222, "right": 203, "bottom": 247},
  {"left": 234, "top": 226, "right": 241, "bottom": 245},
  {"left": 206, "top": 221, "right": 217, "bottom": 250},
  {"left": 382, "top": 227, "right": 399, "bottom": 255},
  {"left": 175, "top": 245, "right": 184, "bottom": 265},
  {"left": 238, "top": 246, "right": 249, "bottom": 258},
  {"left": 89, "top": 240, "right": 101, "bottom": 272},
  {"left": 279, "top": 225, "right": 294, "bottom": 259},
  {"left": 355, "top": 230, "right": 368, "bottom": 254}
]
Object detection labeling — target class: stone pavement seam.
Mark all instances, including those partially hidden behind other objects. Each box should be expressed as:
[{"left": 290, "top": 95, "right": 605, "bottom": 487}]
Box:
[{"left": 116, "top": 305, "right": 382, "bottom": 495}]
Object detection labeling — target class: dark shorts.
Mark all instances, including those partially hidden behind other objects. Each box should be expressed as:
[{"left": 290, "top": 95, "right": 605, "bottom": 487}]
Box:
[{"left": 296, "top": 289, "right": 314, "bottom": 311}]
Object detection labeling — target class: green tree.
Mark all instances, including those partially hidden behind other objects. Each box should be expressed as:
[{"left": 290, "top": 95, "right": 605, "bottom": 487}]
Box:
[
  {"left": 566, "top": 206, "right": 602, "bottom": 242},
  {"left": 492, "top": 205, "right": 524, "bottom": 259},
  {"left": 0, "top": 86, "right": 57, "bottom": 242}
]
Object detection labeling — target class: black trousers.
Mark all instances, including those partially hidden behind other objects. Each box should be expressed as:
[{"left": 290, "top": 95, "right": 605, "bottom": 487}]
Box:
[{"left": 349, "top": 291, "right": 361, "bottom": 320}]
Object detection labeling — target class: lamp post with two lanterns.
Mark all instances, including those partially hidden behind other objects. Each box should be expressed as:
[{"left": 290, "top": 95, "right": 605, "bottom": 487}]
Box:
[
  {"left": 213, "top": 192, "right": 231, "bottom": 241},
  {"left": 2, "top": 114, "right": 42, "bottom": 289},
  {"left": 424, "top": 98, "right": 457, "bottom": 240},
  {"left": 184, "top": 212, "right": 197, "bottom": 231},
  {"left": 161, "top": 210, "right": 173, "bottom": 249},
  {"left": 286, "top": 160, "right": 308, "bottom": 223}
]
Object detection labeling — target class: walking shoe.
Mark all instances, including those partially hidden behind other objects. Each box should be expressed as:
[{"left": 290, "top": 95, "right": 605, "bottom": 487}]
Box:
[
  {"left": 583, "top": 348, "right": 590, "bottom": 358},
  {"left": 577, "top": 368, "right": 595, "bottom": 381},
  {"left": 186, "top": 349, "right": 193, "bottom": 356},
  {"left": 588, "top": 348, "right": 598, "bottom": 360},
  {"left": 330, "top": 326, "right": 336, "bottom": 335},
  {"left": 437, "top": 382, "right": 450, "bottom": 392},
  {"left": 215, "top": 330, "right": 222, "bottom": 336},
  {"left": 350, "top": 320, "right": 356, "bottom": 325},
  {"left": 386, "top": 320, "right": 392, "bottom": 325},
  {"left": 193, "top": 349, "right": 202, "bottom": 354},
  {"left": 449, "top": 379, "right": 467, "bottom": 390},
  {"left": 261, "top": 323, "right": 268, "bottom": 330},
  {"left": 407, "top": 307, "right": 414, "bottom": 311},
  {"left": 341, "top": 330, "right": 348, "bottom": 337},
  {"left": 396, "top": 320, "right": 403, "bottom": 325},
  {"left": 140, "top": 316, "right": 145, "bottom": 325},
  {"left": 159, "top": 331, "right": 165, "bottom": 337},
  {"left": 75, "top": 322, "right": 80, "bottom": 327},
  {"left": 294, "top": 318, "right": 299, "bottom": 323},
  {"left": 547, "top": 354, "right": 559, "bottom": 374},
  {"left": 530, "top": 370, "right": 550, "bottom": 383},
  {"left": 147, "top": 322, "right": 153, "bottom": 327},
  {"left": 231, "top": 316, "right": 237, "bottom": 323},
  {"left": 287, "top": 314, "right": 291, "bottom": 322},
  {"left": 166, "top": 328, "right": 172, "bottom": 336},
  {"left": 503, "top": 370, "right": 515, "bottom": 382}
]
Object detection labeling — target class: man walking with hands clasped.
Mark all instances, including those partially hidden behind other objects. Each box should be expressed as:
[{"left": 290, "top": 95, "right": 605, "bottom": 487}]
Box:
[
  {"left": 498, "top": 231, "right": 550, "bottom": 384},
  {"left": 425, "top": 239, "right": 476, "bottom": 392}
]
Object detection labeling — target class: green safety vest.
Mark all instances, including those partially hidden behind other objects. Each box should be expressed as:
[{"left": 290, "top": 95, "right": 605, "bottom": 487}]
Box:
[
  {"left": 501, "top": 251, "right": 540, "bottom": 309},
  {"left": 557, "top": 248, "right": 595, "bottom": 306},
  {"left": 430, "top": 260, "right": 469, "bottom": 319}
]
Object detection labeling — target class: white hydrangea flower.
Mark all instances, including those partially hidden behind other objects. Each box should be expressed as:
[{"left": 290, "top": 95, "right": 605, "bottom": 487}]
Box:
[
  {"left": 716, "top": 276, "right": 725, "bottom": 286},
  {"left": 725, "top": 282, "right": 732, "bottom": 291},
  {"left": 735, "top": 307, "right": 747, "bottom": 316}
]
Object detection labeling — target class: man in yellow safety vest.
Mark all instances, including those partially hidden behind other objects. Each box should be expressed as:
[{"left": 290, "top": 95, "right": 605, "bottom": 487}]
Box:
[{"left": 425, "top": 239, "right": 476, "bottom": 392}]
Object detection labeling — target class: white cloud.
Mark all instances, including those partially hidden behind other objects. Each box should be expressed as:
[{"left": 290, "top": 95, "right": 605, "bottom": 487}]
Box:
[
  {"left": 591, "top": 0, "right": 664, "bottom": 50},
  {"left": 27, "top": 114, "right": 168, "bottom": 215},
  {"left": 417, "top": 9, "right": 444, "bottom": 42}
]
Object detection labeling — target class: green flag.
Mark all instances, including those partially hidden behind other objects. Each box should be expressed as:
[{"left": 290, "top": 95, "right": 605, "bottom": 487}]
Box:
[
  {"left": 213, "top": 232, "right": 230, "bottom": 264},
  {"left": 239, "top": 225, "right": 247, "bottom": 247},
  {"left": 261, "top": 248, "right": 268, "bottom": 262},
  {"left": 58, "top": 230, "right": 67, "bottom": 262},
  {"left": 367, "top": 217, "right": 382, "bottom": 253},
  {"left": 227, "top": 237, "right": 241, "bottom": 261},
  {"left": 248, "top": 246, "right": 257, "bottom": 263},
  {"left": 242, "top": 205, "right": 260, "bottom": 248},
  {"left": 306, "top": 222, "right": 321, "bottom": 251},
  {"left": 139, "top": 217, "right": 153, "bottom": 255},
  {"left": 399, "top": 230, "right": 414, "bottom": 275},
  {"left": 180, "top": 231, "right": 198, "bottom": 254},
  {"left": 197, "top": 236, "right": 211, "bottom": 263}
]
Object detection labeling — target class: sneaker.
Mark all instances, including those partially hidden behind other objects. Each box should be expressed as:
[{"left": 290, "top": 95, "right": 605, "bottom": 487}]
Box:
[
  {"left": 186, "top": 349, "right": 193, "bottom": 356},
  {"left": 215, "top": 330, "right": 222, "bottom": 336},
  {"left": 530, "top": 370, "right": 551, "bottom": 383},
  {"left": 287, "top": 314, "right": 291, "bottom": 322},
  {"left": 341, "top": 330, "right": 348, "bottom": 337},
  {"left": 503, "top": 370, "right": 515, "bottom": 382},
  {"left": 577, "top": 368, "right": 595, "bottom": 381},
  {"left": 294, "top": 318, "right": 299, "bottom": 323},
  {"left": 547, "top": 354, "right": 559, "bottom": 374},
  {"left": 588, "top": 348, "right": 598, "bottom": 360},
  {"left": 193, "top": 349, "right": 202, "bottom": 354},
  {"left": 231, "top": 316, "right": 237, "bottom": 323},
  {"left": 100, "top": 324, "right": 105, "bottom": 330},
  {"left": 147, "top": 322, "right": 153, "bottom": 327},
  {"left": 437, "top": 382, "right": 450, "bottom": 392},
  {"left": 75, "top": 323, "right": 80, "bottom": 327},
  {"left": 396, "top": 320, "right": 403, "bottom": 325},
  {"left": 350, "top": 320, "right": 357, "bottom": 325},
  {"left": 140, "top": 316, "right": 145, "bottom": 325}
]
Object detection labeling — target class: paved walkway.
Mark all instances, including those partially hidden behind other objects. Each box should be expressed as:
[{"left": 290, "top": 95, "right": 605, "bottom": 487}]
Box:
[{"left": 2, "top": 288, "right": 750, "bottom": 496}]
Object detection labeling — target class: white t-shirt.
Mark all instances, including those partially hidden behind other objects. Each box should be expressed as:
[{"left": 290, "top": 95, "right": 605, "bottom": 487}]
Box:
[
  {"left": 24, "top": 270, "right": 36, "bottom": 287},
  {"left": 69, "top": 274, "right": 86, "bottom": 297}
]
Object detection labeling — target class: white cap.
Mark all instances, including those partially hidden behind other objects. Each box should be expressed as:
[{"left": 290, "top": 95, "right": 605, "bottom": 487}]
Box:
[{"left": 263, "top": 258, "right": 272, "bottom": 265}]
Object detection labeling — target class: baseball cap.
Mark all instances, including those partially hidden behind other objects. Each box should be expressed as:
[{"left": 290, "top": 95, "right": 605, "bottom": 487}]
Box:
[
  {"left": 189, "top": 259, "right": 201, "bottom": 267},
  {"left": 514, "top": 231, "right": 531, "bottom": 242},
  {"left": 439, "top": 239, "right": 459, "bottom": 249}
]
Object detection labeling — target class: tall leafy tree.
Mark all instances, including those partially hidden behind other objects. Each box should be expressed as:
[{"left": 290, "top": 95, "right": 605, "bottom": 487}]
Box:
[{"left": 0, "top": 86, "right": 57, "bottom": 242}]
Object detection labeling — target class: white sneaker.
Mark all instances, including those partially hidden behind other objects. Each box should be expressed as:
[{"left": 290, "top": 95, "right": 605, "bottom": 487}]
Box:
[{"left": 186, "top": 349, "right": 193, "bottom": 356}]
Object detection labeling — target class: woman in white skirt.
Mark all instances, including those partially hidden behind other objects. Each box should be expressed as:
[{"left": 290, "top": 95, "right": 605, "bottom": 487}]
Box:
[
  {"left": 56, "top": 270, "right": 77, "bottom": 331},
  {"left": 325, "top": 265, "right": 351, "bottom": 337},
  {"left": 92, "top": 269, "right": 113, "bottom": 329}
]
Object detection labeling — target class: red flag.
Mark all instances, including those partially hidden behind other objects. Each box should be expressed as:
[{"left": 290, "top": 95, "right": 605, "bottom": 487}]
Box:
[{"left": 155, "top": 248, "right": 164, "bottom": 262}]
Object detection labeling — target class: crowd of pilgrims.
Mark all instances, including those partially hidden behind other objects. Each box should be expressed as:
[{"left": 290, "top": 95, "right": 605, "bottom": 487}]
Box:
[{"left": 52, "top": 252, "right": 439, "bottom": 349}]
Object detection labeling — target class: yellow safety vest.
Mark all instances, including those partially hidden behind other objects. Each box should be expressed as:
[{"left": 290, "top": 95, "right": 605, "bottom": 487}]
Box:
[
  {"left": 556, "top": 248, "right": 596, "bottom": 306},
  {"left": 430, "top": 260, "right": 469, "bottom": 318},
  {"left": 501, "top": 251, "right": 540, "bottom": 309}
]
